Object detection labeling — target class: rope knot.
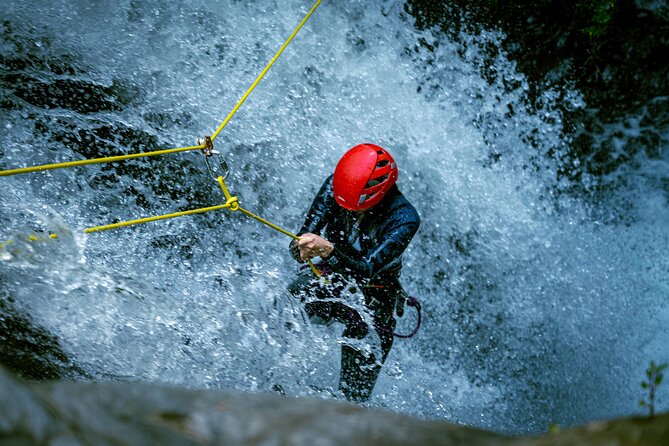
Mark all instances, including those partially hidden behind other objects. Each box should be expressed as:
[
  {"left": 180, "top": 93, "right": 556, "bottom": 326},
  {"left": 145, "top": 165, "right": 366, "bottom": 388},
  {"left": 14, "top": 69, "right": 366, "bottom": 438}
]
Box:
[{"left": 226, "top": 196, "right": 239, "bottom": 211}]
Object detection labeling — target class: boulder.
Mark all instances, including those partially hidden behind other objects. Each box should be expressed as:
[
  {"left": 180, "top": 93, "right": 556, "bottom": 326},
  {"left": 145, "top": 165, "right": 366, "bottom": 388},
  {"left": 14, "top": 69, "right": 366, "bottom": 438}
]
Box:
[{"left": 1, "top": 367, "right": 668, "bottom": 446}]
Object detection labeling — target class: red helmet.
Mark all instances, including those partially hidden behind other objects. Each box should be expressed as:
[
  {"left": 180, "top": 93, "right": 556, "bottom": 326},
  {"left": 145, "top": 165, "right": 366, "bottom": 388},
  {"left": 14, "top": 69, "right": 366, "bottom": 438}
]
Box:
[{"left": 332, "top": 143, "right": 398, "bottom": 211}]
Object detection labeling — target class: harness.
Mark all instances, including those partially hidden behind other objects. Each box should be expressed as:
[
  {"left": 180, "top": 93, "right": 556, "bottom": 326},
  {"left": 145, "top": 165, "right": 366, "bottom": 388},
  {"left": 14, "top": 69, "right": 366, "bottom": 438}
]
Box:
[{"left": 303, "top": 263, "right": 422, "bottom": 338}]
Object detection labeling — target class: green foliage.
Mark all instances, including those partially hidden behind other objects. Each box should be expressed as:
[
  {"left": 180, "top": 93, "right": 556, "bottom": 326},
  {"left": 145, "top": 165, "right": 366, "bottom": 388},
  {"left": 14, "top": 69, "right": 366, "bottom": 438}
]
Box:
[
  {"left": 576, "top": 0, "right": 617, "bottom": 38},
  {"left": 639, "top": 360, "right": 668, "bottom": 417}
]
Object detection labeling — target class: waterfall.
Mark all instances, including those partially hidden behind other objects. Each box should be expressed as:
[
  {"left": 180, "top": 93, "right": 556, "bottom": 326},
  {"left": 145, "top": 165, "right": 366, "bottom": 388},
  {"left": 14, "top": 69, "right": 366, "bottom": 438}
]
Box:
[{"left": 1, "top": 0, "right": 667, "bottom": 434}]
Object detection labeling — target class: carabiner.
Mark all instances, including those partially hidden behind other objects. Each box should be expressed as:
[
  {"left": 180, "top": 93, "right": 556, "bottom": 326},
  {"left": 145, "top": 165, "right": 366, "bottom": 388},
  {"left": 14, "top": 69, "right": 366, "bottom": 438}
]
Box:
[{"left": 198, "top": 135, "right": 230, "bottom": 181}]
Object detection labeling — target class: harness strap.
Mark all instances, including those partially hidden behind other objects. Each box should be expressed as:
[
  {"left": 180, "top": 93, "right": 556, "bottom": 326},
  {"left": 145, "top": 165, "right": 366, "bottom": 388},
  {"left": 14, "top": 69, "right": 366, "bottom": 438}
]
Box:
[{"left": 300, "top": 263, "right": 422, "bottom": 338}]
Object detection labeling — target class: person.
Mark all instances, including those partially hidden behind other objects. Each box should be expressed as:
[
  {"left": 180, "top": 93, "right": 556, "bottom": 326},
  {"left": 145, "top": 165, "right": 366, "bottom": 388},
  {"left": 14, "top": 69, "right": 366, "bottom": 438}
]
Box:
[{"left": 288, "top": 143, "right": 420, "bottom": 402}]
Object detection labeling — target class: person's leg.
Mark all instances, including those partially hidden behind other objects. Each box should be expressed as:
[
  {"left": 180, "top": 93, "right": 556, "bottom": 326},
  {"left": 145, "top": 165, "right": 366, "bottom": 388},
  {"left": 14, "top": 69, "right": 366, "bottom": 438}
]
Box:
[
  {"left": 288, "top": 270, "right": 336, "bottom": 323},
  {"left": 286, "top": 270, "right": 316, "bottom": 300},
  {"left": 288, "top": 273, "right": 396, "bottom": 401},
  {"left": 338, "top": 312, "right": 395, "bottom": 402}
]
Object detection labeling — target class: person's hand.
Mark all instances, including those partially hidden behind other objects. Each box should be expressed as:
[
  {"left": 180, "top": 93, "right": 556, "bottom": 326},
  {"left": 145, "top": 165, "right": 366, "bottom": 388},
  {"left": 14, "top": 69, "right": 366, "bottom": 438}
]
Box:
[{"left": 297, "top": 233, "right": 334, "bottom": 261}]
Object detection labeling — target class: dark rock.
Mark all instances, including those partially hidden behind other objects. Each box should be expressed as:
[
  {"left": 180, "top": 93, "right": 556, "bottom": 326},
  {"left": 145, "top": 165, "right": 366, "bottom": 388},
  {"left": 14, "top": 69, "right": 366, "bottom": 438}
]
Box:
[
  {"left": 1, "top": 366, "right": 668, "bottom": 446},
  {"left": 406, "top": 0, "right": 669, "bottom": 192},
  {"left": 0, "top": 295, "right": 86, "bottom": 381}
]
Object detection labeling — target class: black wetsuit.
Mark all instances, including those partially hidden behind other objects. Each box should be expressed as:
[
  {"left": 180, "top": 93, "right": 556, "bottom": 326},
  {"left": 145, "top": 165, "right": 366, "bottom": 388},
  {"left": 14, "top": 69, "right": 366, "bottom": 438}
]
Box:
[{"left": 288, "top": 174, "right": 420, "bottom": 402}]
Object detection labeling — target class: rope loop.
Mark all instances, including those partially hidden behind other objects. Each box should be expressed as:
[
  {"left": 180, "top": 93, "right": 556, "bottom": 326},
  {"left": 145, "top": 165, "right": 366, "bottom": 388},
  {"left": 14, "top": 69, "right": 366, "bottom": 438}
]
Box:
[{"left": 393, "top": 296, "right": 422, "bottom": 338}]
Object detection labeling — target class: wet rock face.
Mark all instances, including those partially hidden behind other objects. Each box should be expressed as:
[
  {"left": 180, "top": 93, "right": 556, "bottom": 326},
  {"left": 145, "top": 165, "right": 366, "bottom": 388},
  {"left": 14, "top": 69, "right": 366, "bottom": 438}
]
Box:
[
  {"left": 407, "top": 0, "right": 668, "bottom": 108},
  {"left": 1, "top": 366, "right": 668, "bottom": 446},
  {"left": 0, "top": 295, "right": 85, "bottom": 380},
  {"left": 0, "top": 366, "right": 508, "bottom": 446},
  {"left": 407, "top": 0, "right": 669, "bottom": 189}
]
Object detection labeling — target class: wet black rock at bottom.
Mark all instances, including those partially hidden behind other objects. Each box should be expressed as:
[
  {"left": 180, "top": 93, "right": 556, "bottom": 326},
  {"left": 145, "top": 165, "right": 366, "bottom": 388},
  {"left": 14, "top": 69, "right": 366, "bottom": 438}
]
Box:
[{"left": 1, "top": 366, "right": 668, "bottom": 446}]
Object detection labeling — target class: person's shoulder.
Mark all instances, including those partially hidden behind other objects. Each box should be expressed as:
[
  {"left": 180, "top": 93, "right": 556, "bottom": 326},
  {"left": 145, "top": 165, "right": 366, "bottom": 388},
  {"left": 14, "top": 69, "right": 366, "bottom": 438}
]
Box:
[
  {"left": 315, "top": 174, "right": 334, "bottom": 195},
  {"left": 389, "top": 188, "right": 420, "bottom": 226},
  {"left": 400, "top": 198, "right": 421, "bottom": 226},
  {"left": 320, "top": 173, "right": 334, "bottom": 190}
]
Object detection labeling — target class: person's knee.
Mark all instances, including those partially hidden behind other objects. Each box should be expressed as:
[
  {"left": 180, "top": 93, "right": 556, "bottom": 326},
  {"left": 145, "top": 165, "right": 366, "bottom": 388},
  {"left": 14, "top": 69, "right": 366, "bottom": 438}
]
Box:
[{"left": 287, "top": 273, "right": 312, "bottom": 297}]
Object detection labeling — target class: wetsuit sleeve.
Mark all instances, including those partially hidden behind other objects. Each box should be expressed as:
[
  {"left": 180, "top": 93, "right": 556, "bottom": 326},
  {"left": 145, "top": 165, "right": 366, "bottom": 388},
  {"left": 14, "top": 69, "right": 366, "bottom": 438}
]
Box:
[
  {"left": 327, "top": 207, "right": 420, "bottom": 279},
  {"left": 289, "top": 175, "right": 336, "bottom": 262},
  {"left": 297, "top": 175, "right": 336, "bottom": 236}
]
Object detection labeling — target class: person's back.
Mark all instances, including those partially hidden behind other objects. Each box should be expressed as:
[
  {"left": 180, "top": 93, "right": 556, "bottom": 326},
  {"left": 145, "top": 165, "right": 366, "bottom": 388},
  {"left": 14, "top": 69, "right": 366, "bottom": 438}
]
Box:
[{"left": 295, "top": 174, "right": 419, "bottom": 283}]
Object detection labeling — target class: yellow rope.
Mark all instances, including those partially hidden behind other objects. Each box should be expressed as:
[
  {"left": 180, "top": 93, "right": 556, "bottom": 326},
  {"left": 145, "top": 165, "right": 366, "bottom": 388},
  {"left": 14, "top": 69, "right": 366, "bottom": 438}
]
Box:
[
  {"left": 0, "top": 0, "right": 323, "bottom": 177},
  {"left": 237, "top": 206, "right": 298, "bottom": 240},
  {"left": 0, "top": 145, "right": 204, "bottom": 177},
  {"left": 1, "top": 233, "right": 58, "bottom": 252},
  {"left": 81, "top": 175, "right": 323, "bottom": 278},
  {"left": 1, "top": 1, "right": 326, "bottom": 280},
  {"left": 84, "top": 203, "right": 234, "bottom": 234},
  {"left": 211, "top": 0, "right": 322, "bottom": 141},
  {"left": 2, "top": 178, "right": 324, "bottom": 278},
  {"left": 212, "top": 175, "right": 322, "bottom": 278},
  {"left": 237, "top": 205, "right": 324, "bottom": 280},
  {"left": 215, "top": 174, "right": 323, "bottom": 279}
]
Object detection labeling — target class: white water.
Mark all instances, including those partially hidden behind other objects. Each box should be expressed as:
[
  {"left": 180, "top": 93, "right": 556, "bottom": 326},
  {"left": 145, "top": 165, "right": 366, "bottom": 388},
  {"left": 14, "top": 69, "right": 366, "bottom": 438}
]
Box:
[{"left": 1, "top": 0, "right": 667, "bottom": 434}]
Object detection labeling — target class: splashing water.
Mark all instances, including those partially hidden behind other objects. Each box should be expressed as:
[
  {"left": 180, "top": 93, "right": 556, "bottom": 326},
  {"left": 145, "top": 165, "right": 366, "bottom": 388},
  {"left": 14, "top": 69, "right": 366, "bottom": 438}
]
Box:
[{"left": 1, "top": 0, "right": 667, "bottom": 434}]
